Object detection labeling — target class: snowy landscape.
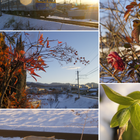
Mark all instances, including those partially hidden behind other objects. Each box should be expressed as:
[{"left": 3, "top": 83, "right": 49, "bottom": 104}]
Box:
[
  {"left": 0, "top": 109, "right": 98, "bottom": 140},
  {"left": 0, "top": 14, "right": 97, "bottom": 30},
  {"left": 29, "top": 92, "right": 98, "bottom": 108}
]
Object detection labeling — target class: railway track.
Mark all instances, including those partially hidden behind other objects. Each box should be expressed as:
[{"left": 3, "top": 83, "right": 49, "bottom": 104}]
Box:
[
  {"left": 43, "top": 17, "right": 98, "bottom": 28},
  {"left": 4, "top": 12, "right": 98, "bottom": 28},
  {"left": 0, "top": 129, "right": 98, "bottom": 140}
]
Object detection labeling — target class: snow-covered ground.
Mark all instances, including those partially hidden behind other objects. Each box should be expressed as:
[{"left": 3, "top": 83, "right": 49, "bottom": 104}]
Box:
[
  {"left": 47, "top": 15, "right": 97, "bottom": 23},
  {"left": 29, "top": 93, "right": 98, "bottom": 108},
  {"left": 0, "top": 137, "right": 64, "bottom": 140},
  {"left": 100, "top": 84, "right": 140, "bottom": 140},
  {"left": 0, "top": 110, "right": 98, "bottom": 139},
  {"left": 0, "top": 13, "right": 97, "bottom": 30},
  {"left": 0, "top": 137, "right": 22, "bottom": 140},
  {"left": 100, "top": 45, "right": 140, "bottom": 55}
]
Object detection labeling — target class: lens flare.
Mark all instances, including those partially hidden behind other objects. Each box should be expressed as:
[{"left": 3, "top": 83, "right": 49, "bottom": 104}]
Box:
[{"left": 20, "top": 0, "right": 32, "bottom": 5}]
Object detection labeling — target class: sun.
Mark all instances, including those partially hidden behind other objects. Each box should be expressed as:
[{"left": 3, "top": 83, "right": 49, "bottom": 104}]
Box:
[
  {"left": 20, "top": 0, "right": 32, "bottom": 5},
  {"left": 82, "top": 0, "right": 99, "bottom": 4}
]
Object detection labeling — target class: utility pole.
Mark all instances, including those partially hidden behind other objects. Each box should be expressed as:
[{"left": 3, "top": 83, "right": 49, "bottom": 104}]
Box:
[{"left": 77, "top": 70, "right": 80, "bottom": 98}]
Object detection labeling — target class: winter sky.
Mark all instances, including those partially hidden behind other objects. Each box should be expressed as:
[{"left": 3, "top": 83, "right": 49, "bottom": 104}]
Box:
[{"left": 22, "top": 32, "right": 98, "bottom": 84}]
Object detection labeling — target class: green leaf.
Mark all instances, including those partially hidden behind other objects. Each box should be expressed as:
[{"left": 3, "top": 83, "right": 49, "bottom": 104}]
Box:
[
  {"left": 122, "top": 121, "right": 140, "bottom": 140},
  {"left": 130, "top": 101, "right": 140, "bottom": 133},
  {"left": 118, "top": 104, "right": 129, "bottom": 111},
  {"left": 127, "top": 91, "right": 140, "bottom": 100},
  {"left": 110, "top": 108, "right": 130, "bottom": 128},
  {"left": 101, "top": 84, "right": 134, "bottom": 105},
  {"left": 110, "top": 109, "right": 122, "bottom": 128},
  {"left": 118, "top": 108, "right": 130, "bottom": 127},
  {"left": 134, "top": 65, "right": 140, "bottom": 70},
  {"left": 124, "top": 43, "right": 131, "bottom": 48},
  {"left": 118, "top": 91, "right": 140, "bottom": 111}
]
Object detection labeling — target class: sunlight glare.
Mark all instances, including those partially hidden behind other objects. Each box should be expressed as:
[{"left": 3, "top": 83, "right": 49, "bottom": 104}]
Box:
[
  {"left": 82, "top": 0, "right": 98, "bottom": 4},
  {"left": 20, "top": 0, "right": 32, "bottom": 5}
]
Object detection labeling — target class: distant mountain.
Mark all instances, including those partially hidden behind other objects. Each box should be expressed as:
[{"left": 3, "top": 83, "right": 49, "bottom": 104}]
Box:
[{"left": 26, "top": 81, "right": 98, "bottom": 88}]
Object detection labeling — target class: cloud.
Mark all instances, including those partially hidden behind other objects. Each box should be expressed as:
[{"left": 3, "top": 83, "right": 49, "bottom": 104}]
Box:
[
  {"left": 27, "top": 70, "right": 43, "bottom": 74},
  {"left": 62, "top": 66, "right": 81, "bottom": 70}
]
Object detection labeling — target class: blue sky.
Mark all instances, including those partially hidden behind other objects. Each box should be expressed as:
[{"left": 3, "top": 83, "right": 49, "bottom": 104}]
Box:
[{"left": 23, "top": 32, "right": 98, "bottom": 84}]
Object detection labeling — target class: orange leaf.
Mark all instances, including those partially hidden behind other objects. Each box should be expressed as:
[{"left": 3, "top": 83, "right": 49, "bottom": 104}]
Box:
[
  {"left": 126, "top": 5, "right": 134, "bottom": 9},
  {"left": 130, "top": 2, "right": 137, "bottom": 6},
  {"left": 47, "top": 40, "right": 50, "bottom": 48},
  {"left": 32, "top": 71, "right": 41, "bottom": 77},
  {"left": 17, "top": 69, "right": 22, "bottom": 73},
  {"left": 37, "top": 56, "right": 42, "bottom": 61},
  {"left": 31, "top": 75, "right": 37, "bottom": 81},
  {"left": 124, "top": 9, "right": 132, "bottom": 21},
  {"left": 31, "top": 104, "right": 34, "bottom": 108},
  {"left": 14, "top": 78, "right": 18, "bottom": 85},
  {"left": 38, "top": 34, "right": 44, "bottom": 45},
  {"left": 126, "top": 36, "right": 132, "bottom": 43},
  {"left": 19, "top": 50, "right": 25, "bottom": 55},
  {"left": 26, "top": 58, "right": 33, "bottom": 63},
  {"left": 30, "top": 69, "right": 35, "bottom": 74},
  {"left": 38, "top": 65, "right": 46, "bottom": 72},
  {"left": 36, "top": 104, "right": 40, "bottom": 108},
  {"left": 58, "top": 41, "right": 62, "bottom": 44},
  {"left": 25, "top": 33, "right": 29, "bottom": 35}
]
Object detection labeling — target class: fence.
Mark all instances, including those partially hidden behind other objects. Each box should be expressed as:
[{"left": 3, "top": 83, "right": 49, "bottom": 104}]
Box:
[{"left": 0, "top": 129, "right": 98, "bottom": 140}]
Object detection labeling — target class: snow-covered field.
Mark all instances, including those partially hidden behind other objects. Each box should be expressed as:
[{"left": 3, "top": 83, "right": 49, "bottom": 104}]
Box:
[
  {"left": 0, "top": 137, "right": 65, "bottom": 140},
  {"left": 47, "top": 15, "right": 97, "bottom": 23},
  {"left": 0, "top": 137, "right": 64, "bottom": 140},
  {"left": 29, "top": 93, "right": 98, "bottom": 108},
  {"left": 0, "top": 14, "right": 97, "bottom": 30},
  {"left": 0, "top": 110, "right": 98, "bottom": 139},
  {"left": 100, "top": 84, "right": 140, "bottom": 140},
  {"left": 0, "top": 137, "right": 22, "bottom": 140}
]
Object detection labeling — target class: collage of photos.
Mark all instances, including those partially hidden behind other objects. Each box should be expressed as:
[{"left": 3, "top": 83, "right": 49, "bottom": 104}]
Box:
[
  {"left": 2, "top": 0, "right": 140, "bottom": 140},
  {"left": 0, "top": 0, "right": 99, "bottom": 140}
]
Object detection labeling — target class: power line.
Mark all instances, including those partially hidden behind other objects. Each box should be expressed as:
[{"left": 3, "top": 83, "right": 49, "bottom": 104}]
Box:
[
  {"left": 86, "top": 67, "right": 98, "bottom": 75},
  {"left": 79, "top": 67, "right": 98, "bottom": 79},
  {"left": 90, "top": 54, "right": 98, "bottom": 63},
  {"left": 80, "top": 54, "right": 98, "bottom": 72},
  {"left": 86, "top": 68, "right": 98, "bottom": 76}
]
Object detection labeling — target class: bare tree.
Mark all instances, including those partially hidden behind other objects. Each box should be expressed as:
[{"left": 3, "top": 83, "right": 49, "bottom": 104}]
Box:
[{"left": 100, "top": 0, "right": 140, "bottom": 83}]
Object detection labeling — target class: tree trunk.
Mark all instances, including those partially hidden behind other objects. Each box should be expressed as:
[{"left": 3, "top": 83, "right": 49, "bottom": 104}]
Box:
[
  {"left": 14, "top": 35, "right": 26, "bottom": 102},
  {"left": 0, "top": 34, "right": 26, "bottom": 107}
]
